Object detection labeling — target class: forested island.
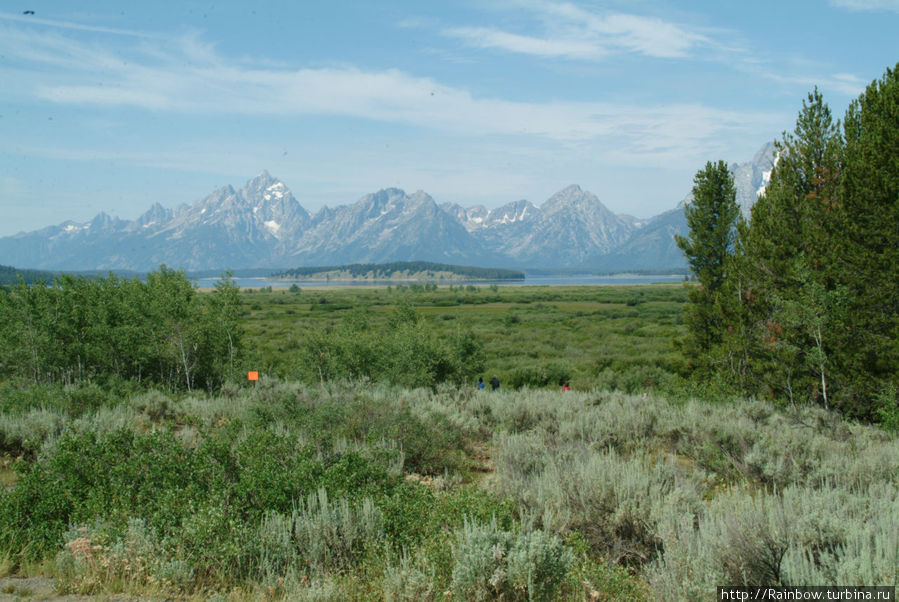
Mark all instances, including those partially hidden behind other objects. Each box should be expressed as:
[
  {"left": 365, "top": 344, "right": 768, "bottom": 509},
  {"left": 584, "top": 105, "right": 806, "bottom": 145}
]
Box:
[{"left": 273, "top": 261, "right": 525, "bottom": 282}]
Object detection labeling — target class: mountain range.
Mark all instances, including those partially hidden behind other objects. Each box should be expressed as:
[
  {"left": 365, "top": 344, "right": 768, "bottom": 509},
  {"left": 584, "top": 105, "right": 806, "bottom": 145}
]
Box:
[{"left": 0, "top": 143, "right": 775, "bottom": 272}]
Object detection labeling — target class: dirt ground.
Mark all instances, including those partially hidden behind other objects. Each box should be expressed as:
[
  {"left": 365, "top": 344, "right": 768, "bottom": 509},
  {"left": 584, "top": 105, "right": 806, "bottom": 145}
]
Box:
[{"left": 0, "top": 577, "right": 143, "bottom": 601}]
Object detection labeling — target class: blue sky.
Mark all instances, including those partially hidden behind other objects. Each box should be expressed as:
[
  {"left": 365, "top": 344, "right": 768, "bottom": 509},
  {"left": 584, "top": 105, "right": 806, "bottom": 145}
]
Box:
[{"left": 1, "top": 0, "right": 897, "bottom": 237}]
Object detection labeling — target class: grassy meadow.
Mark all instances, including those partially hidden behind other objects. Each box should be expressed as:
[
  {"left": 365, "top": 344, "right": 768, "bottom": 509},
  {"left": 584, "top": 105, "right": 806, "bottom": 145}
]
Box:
[
  {"left": 0, "top": 283, "right": 896, "bottom": 600},
  {"left": 239, "top": 283, "right": 688, "bottom": 394}
]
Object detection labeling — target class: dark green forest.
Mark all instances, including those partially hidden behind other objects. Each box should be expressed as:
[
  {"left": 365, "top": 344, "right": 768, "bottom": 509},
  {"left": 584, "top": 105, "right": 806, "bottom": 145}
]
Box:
[
  {"left": 0, "top": 264, "right": 56, "bottom": 286},
  {"left": 676, "top": 64, "right": 899, "bottom": 422}
]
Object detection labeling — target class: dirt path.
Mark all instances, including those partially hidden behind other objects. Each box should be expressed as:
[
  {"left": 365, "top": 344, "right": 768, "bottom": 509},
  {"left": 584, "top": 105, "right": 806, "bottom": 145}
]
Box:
[
  {"left": 0, "top": 577, "right": 65, "bottom": 601},
  {"left": 0, "top": 577, "right": 143, "bottom": 601}
]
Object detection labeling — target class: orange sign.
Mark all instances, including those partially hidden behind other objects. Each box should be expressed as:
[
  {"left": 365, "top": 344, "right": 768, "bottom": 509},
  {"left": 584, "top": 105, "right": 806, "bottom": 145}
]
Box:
[{"left": 248, "top": 371, "right": 259, "bottom": 381}]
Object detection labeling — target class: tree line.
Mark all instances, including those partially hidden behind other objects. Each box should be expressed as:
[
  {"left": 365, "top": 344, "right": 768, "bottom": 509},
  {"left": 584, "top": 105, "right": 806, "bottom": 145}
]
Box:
[
  {"left": 0, "top": 266, "right": 241, "bottom": 391},
  {"left": 275, "top": 261, "right": 525, "bottom": 281},
  {"left": 677, "top": 64, "right": 898, "bottom": 420},
  {"left": 0, "top": 264, "right": 56, "bottom": 286}
]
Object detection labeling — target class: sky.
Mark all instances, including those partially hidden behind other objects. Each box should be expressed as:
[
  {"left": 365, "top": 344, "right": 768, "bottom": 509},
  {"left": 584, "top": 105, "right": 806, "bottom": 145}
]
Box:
[{"left": 1, "top": 0, "right": 897, "bottom": 237}]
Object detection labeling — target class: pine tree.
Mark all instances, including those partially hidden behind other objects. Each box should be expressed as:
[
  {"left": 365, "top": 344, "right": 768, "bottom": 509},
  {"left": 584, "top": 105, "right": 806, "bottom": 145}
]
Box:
[
  {"left": 675, "top": 161, "right": 740, "bottom": 372},
  {"left": 835, "top": 63, "right": 899, "bottom": 414},
  {"left": 739, "top": 89, "right": 844, "bottom": 404}
]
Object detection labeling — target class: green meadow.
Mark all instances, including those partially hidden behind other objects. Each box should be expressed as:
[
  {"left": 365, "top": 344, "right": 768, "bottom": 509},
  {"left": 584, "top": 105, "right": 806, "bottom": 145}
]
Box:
[
  {"left": 0, "top": 281, "right": 896, "bottom": 600},
  {"left": 239, "top": 283, "right": 688, "bottom": 394}
]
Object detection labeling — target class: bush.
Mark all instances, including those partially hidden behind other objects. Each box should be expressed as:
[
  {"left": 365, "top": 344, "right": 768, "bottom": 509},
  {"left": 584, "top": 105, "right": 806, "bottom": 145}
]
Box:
[
  {"left": 383, "top": 551, "right": 437, "bottom": 602},
  {"left": 876, "top": 383, "right": 899, "bottom": 433},
  {"left": 506, "top": 362, "right": 570, "bottom": 389},
  {"left": 55, "top": 518, "right": 192, "bottom": 595},
  {"left": 451, "top": 519, "right": 572, "bottom": 602},
  {"left": 257, "top": 488, "right": 383, "bottom": 575},
  {"left": 299, "top": 307, "right": 484, "bottom": 389}
]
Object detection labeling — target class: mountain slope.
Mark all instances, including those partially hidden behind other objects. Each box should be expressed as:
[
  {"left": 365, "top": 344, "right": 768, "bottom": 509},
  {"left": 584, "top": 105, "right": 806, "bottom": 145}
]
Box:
[
  {"left": 0, "top": 143, "right": 776, "bottom": 272},
  {"left": 290, "top": 189, "right": 497, "bottom": 265},
  {"left": 0, "top": 171, "right": 311, "bottom": 271},
  {"left": 595, "top": 206, "right": 688, "bottom": 271}
]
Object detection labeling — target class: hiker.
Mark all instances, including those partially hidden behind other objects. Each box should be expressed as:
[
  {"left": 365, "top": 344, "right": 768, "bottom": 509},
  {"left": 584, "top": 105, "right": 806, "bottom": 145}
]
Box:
[
  {"left": 490, "top": 375, "right": 500, "bottom": 391},
  {"left": 477, "top": 377, "right": 485, "bottom": 391},
  {"left": 562, "top": 381, "right": 571, "bottom": 392}
]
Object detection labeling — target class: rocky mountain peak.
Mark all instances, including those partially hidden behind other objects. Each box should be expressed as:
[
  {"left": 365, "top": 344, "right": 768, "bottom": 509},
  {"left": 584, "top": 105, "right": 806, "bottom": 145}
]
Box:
[
  {"left": 542, "top": 184, "right": 608, "bottom": 218},
  {"left": 487, "top": 200, "right": 538, "bottom": 226},
  {"left": 0, "top": 142, "right": 780, "bottom": 271},
  {"left": 245, "top": 170, "right": 276, "bottom": 192},
  {"left": 136, "top": 202, "right": 171, "bottom": 228}
]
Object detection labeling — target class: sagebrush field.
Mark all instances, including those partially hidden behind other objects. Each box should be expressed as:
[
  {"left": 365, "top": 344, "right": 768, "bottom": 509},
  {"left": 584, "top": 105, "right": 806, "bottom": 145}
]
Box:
[{"left": 0, "top": 283, "right": 896, "bottom": 600}]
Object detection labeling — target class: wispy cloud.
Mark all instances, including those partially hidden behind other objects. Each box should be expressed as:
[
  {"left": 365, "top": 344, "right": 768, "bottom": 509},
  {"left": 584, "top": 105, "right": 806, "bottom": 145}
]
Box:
[
  {"left": 1, "top": 24, "right": 775, "bottom": 166},
  {"left": 445, "top": 26, "right": 605, "bottom": 60},
  {"left": 829, "top": 0, "right": 899, "bottom": 12},
  {"left": 0, "top": 11, "right": 160, "bottom": 38},
  {"left": 758, "top": 68, "right": 868, "bottom": 99},
  {"left": 443, "top": 1, "right": 711, "bottom": 60}
]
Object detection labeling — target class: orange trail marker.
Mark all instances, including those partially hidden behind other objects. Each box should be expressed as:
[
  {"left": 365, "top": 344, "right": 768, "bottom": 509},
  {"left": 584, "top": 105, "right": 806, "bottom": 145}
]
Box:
[{"left": 248, "top": 371, "right": 259, "bottom": 381}]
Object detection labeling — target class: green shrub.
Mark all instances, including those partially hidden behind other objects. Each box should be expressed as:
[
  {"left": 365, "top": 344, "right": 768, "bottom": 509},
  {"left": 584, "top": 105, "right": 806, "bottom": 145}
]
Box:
[
  {"left": 299, "top": 307, "right": 484, "bottom": 388},
  {"left": 876, "top": 383, "right": 899, "bottom": 433},
  {"left": 506, "top": 362, "right": 570, "bottom": 389},
  {"left": 450, "top": 519, "right": 572, "bottom": 602},
  {"left": 258, "top": 488, "right": 383, "bottom": 575},
  {"left": 383, "top": 551, "right": 437, "bottom": 602}
]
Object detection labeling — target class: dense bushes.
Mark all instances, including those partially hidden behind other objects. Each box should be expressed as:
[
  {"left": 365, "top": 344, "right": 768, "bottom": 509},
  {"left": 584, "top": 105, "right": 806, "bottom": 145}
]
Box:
[
  {"left": 1, "top": 378, "right": 895, "bottom": 598},
  {"left": 299, "top": 304, "right": 484, "bottom": 389},
  {"left": 0, "top": 267, "right": 241, "bottom": 391}
]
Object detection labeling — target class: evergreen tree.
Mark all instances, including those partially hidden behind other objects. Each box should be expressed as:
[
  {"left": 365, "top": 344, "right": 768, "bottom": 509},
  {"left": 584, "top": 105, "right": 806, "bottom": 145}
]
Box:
[
  {"left": 836, "top": 64, "right": 899, "bottom": 414},
  {"left": 739, "top": 89, "right": 844, "bottom": 404},
  {"left": 675, "top": 161, "right": 740, "bottom": 372}
]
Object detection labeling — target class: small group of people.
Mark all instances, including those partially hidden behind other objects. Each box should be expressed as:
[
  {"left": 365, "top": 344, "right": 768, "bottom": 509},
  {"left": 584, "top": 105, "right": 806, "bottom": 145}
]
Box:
[{"left": 477, "top": 375, "right": 501, "bottom": 391}]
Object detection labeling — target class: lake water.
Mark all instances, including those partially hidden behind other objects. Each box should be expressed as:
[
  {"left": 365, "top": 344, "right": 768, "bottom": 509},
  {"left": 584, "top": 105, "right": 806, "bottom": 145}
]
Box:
[{"left": 195, "top": 274, "right": 687, "bottom": 288}]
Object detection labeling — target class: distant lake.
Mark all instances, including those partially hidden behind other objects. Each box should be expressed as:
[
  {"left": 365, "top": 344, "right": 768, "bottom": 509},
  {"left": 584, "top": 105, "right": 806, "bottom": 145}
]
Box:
[{"left": 195, "top": 274, "right": 687, "bottom": 288}]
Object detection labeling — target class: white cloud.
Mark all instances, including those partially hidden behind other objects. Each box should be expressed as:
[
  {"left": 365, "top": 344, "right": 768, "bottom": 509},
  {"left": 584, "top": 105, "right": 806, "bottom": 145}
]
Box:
[
  {"left": 829, "top": 0, "right": 899, "bottom": 12},
  {"left": 445, "top": 26, "right": 605, "bottom": 60},
  {"left": 0, "top": 10, "right": 160, "bottom": 38},
  {"left": 542, "top": 3, "right": 710, "bottom": 58},
  {"left": 443, "top": 1, "right": 711, "bottom": 60},
  {"left": 3, "top": 26, "right": 775, "bottom": 166},
  {"left": 757, "top": 68, "right": 868, "bottom": 99},
  {"left": 827, "top": 72, "right": 868, "bottom": 96}
]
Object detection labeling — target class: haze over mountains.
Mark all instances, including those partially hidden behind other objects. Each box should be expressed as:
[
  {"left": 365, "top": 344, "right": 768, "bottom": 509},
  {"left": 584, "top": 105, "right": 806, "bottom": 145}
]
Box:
[{"left": 0, "top": 143, "right": 775, "bottom": 273}]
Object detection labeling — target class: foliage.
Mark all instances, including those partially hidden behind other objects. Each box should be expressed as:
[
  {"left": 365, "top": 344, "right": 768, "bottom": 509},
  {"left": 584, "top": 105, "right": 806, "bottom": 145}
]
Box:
[
  {"left": 0, "top": 267, "right": 241, "bottom": 391},
  {"left": 2, "top": 269, "right": 897, "bottom": 597},
  {"left": 450, "top": 519, "right": 572, "bottom": 602},
  {"left": 0, "top": 264, "right": 56, "bottom": 286},
  {"left": 0, "top": 372, "right": 896, "bottom": 598},
  {"left": 832, "top": 63, "right": 899, "bottom": 413},
  {"left": 687, "top": 63, "right": 899, "bottom": 422},
  {"left": 238, "top": 282, "right": 689, "bottom": 395},
  {"left": 298, "top": 304, "right": 484, "bottom": 389},
  {"left": 675, "top": 160, "right": 741, "bottom": 374}
]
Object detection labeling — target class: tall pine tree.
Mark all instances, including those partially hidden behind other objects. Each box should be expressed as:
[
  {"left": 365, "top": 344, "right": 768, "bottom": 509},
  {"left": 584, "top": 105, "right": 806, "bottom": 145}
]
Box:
[
  {"left": 835, "top": 64, "right": 899, "bottom": 415},
  {"left": 739, "top": 89, "right": 844, "bottom": 404},
  {"left": 676, "top": 161, "right": 740, "bottom": 375}
]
